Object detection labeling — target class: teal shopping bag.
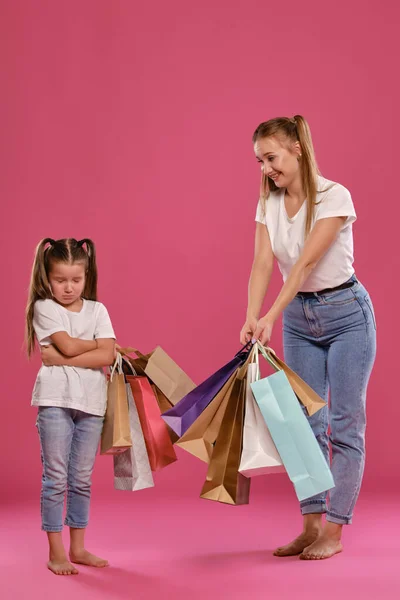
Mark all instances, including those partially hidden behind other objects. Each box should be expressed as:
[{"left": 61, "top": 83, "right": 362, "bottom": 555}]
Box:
[{"left": 251, "top": 370, "right": 334, "bottom": 501}]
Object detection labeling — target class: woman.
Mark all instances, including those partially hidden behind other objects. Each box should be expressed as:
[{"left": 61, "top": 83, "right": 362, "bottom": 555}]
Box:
[{"left": 240, "top": 115, "right": 376, "bottom": 560}]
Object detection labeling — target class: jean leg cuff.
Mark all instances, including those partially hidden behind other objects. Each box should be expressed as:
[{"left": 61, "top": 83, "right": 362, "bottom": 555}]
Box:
[
  {"left": 42, "top": 525, "right": 63, "bottom": 532},
  {"left": 64, "top": 519, "right": 88, "bottom": 529},
  {"left": 326, "top": 512, "right": 352, "bottom": 525},
  {"left": 300, "top": 501, "right": 327, "bottom": 516}
]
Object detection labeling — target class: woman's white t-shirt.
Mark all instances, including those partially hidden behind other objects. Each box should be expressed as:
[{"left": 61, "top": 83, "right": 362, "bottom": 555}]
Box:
[
  {"left": 31, "top": 299, "right": 115, "bottom": 416},
  {"left": 255, "top": 176, "right": 357, "bottom": 292}
]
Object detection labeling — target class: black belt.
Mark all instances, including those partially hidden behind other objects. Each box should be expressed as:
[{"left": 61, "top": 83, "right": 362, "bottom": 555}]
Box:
[{"left": 297, "top": 280, "right": 355, "bottom": 298}]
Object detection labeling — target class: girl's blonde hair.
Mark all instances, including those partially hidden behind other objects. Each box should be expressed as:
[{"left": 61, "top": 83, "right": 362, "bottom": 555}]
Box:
[
  {"left": 253, "top": 115, "right": 321, "bottom": 236},
  {"left": 25, "top": 238, "right": 98, "bottom": 356}
]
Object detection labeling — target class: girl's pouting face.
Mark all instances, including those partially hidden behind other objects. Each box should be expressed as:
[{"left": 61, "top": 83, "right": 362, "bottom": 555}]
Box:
[{"left": 48, "top": 261, "right": 86, "bottom": 307}]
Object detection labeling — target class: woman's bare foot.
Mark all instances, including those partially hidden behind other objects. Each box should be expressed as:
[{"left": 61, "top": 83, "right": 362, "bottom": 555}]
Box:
[
  {"left": 300, "top": 522, "right": 343, "bottom": 560},
  {"left": 300, "top": 536, "right": 343, "bottom": 560},
  {"left": 274, "top": 530, "right": 321, "bottom": 556},
  {"left": 69, "top": 549, "right": 109, "bottom": 568},
  {"left": 274, "top": 513, "right": 323, "bottom": 557},
  {"left": 48, "top": 557, "right": 79, "bottom": 575}
]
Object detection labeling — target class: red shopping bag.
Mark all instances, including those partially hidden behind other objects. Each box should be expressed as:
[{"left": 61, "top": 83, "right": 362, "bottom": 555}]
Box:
[{"left": 126, "top": 375, "right": 177, "bottom": 471}]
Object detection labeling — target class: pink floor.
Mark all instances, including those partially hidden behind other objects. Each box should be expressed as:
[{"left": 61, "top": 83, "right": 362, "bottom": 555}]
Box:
[{"left": 1, "top": 478, "right": 399, "bottom": 600}]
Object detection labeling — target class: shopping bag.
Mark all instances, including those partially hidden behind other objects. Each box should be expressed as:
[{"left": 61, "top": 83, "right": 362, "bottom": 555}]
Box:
[
  {"left": 176, "top": 370, "right": 238, "bottom": 463},
  {"left": 257, "top": 343, "right": 326, "bottom": 416},
  {"left": 251, "top": 370, "right": 335, "bottom": 501},
  {"left": 162, "top": 343, "right": 252, "bottom": 437},
  {"left": 120, "top": 346, "right": 196, "bottom": 405},
  {"left": 100, "top": 358, "right": 132, "bottom": 455},
  {"left": 119, "top": 347, "right": 150, "bottom": 376},
  {"left": 145, "top": 346, "right": 196, "bottom": 405},
  {"left": 126, "top": 374, "right": 178, "bottom": 471},
  {"left": 120, "top": 354, "right": 178, "bottom": 443},
  {"left": 200, "top": 358, "right": 252, "bottom": 505},
  {"left": 113, "top": 384, "right": 155, "bottom": 491},
  {"left": 239, "top": 348, "right": 285, "bottom": 477}
]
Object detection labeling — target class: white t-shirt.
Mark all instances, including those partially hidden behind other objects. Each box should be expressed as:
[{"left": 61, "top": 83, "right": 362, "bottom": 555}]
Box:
[
  {"left": 31, "top": 299, "right": 116, "bottom": 416},
  {"left": 255, "top": 176, "right": 357, "bottom": 292}
]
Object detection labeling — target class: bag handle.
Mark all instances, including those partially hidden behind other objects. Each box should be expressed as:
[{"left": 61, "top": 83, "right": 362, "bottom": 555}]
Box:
[
  {"left": 256, "top": 342, "right": 281, "bottom": 372},
  {"left": 121, "top": 355, "right": 138, "bottom": 376},
  {"left": 109, "top": 352, "right": 123, "bottom": 381},
  {"left": 118, "top": 346, "right": 147, "bottom": 359},
  {"left": 109, "top": 352, "right": 138, "bottom": 381}
]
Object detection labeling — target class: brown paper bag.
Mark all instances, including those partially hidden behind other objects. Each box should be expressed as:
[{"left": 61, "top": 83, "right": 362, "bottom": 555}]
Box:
[
  {"left": 119, "top": 347, "right": 151, "bottom": 376},
  {"left": 101, "top": 373, "right": 132, "bottom": 455},
  {"left": 200, "top": 361, "right": 251, "bottom": 505},
  {"left": 259, "top": 345, "right": 326, "bottom": 416},
  {"left": 145, "top": 346, "right": 196, "bottom": 405},
  {"left": 120, "top": 346, "right": 196, "bottom": 406},
  {"left": 176, "top": 371, "right": 237, "bottom": 463}
]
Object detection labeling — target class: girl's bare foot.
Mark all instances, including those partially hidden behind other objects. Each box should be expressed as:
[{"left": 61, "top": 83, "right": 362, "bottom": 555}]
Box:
[
  {"left": 46, "top": 532, "right": 79, "bottom": 575},
  {"left": 300, "top": 522, "right": 343, "bottom": 560},
  {"left": 48, "top": 557, "right": 79, "bottom": 575},
  {"left": 69, "top": 549, "right": 109, "bottom": 568},
  {"left": 274, "top": 529, "right": 321, "bottom": 556}
]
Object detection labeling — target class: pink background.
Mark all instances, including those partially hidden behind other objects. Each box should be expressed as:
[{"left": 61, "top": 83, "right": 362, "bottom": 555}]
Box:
[{"left": 0, "top": 0, "right": 398, "bottom": 503}]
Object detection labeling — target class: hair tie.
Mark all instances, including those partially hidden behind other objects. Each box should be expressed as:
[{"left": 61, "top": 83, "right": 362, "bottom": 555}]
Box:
[{"left": 77, "top": 239, "right": 85, "bottom": 248}]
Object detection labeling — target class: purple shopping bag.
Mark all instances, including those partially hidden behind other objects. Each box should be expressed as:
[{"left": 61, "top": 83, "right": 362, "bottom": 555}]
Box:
[{"left": 161, "top": 343, "right": 252, "bottom": 437}]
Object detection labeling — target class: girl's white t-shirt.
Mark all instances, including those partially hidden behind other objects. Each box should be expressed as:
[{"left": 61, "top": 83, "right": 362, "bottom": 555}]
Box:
[
  {"left": 255, "top": 176, "right": 357, "bottom": 292},
  {"left": 32, "top": 299, "right": 116, "bottom": 416}
]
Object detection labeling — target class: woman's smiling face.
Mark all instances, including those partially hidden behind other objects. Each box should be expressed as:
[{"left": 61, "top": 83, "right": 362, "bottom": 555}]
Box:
[{"left": 254, "top": 135, "right": 302, "bottom": 189}]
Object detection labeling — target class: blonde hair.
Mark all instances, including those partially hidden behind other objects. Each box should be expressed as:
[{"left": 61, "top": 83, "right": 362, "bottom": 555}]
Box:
[
  {"left": 253, "top": 115, "right": 321, "bottom": 237},
  {"left": 25, "top": 238, "right": 98, "bottom": 356}
]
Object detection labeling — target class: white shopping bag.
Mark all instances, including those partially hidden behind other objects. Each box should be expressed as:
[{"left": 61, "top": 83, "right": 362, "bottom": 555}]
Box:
[
  {"left": 113, "top": 383, "right": 155, "bottom": 492},
  {"left": 239, "top": 348, "right": 285, "bottom": 477}
]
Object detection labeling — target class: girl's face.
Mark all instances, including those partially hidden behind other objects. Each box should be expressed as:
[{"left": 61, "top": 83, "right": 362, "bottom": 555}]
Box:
[
  {"left": 48, "top": 261, "right": 86, "bottom": 306},
  {"left": 254, "top": 135, "right": 301, "bottom": 189}
]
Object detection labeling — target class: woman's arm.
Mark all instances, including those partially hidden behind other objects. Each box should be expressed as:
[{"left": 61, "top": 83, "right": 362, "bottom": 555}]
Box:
[
  {"left": 254, "top": 216, "right": 346, "bottom": 344},
  {"left": 240, "top": 223, "right": 274, "bottom": 344},
  {"left": 49, "top": 332, "right": 97, "bottom": 357},
  {"left": 41, "top": 338, "right": 115, "bottom": 368}
]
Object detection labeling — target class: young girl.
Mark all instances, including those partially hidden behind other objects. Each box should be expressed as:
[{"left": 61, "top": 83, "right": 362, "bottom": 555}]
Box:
[
  {"left": 240, "top": 116, "right": 376, "bottom": 560},
  {"left": 26, "top": 238, "right": 116, "bottom": 575}
]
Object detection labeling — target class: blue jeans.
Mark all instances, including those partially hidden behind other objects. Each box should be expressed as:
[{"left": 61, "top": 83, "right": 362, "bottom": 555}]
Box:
[
  {"left": 36, "top": 407, "right": 103, "bottom": 532},
  {"left": 283, "top": 275, "right": 376, "bottom": 525}
]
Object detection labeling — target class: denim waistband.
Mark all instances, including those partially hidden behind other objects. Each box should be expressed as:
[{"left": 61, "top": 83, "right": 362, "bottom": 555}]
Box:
[{"left": 296, "top": 274, "right": 358, "bottom": 299}]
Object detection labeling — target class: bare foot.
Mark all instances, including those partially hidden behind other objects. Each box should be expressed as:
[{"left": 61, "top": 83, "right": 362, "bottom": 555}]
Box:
[
  {"left": 70, "top": 549, "right": 109, "bottom": 568},
  {"left": 300, "top": 535, "right": 343, "bottom": 560},
  {"left": 47, "top": 558, "right": 79, "bottom": 575},
  {"left": 274, "top": 529, "right": 321, "bottom": 557}
]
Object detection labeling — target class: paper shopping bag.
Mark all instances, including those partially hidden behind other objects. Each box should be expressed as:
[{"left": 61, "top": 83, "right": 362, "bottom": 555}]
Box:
[
  {"left": 176, "top": 370, "right": 238, "bottom": 463},
  {"left": 162, "top": 343, "right": 252, "bottom": 437},
  {"left": 200, "top": 361, "right": 251, "bottom": 505},
  {"left": 119, "top": 347, "right": 150, "bottom": 376},
  {"left": 239, "top": 351, "right": 285, "bottom": 477},
  {"left": 113, "top": 384, "right": 154, "bottom": 491},
  {"left": 101, "top": 369, "right": 132, "bottom": 455},
  {"left": 145, "top": 346, "right": 196, "bottom": 405},
  {"left": 120, "top": 346, "right": 196, "bottom": 406},
  {"left": 251, "top": 371, "right": 335, "bottom": 501},
  {"left": 126, "top": 375, "right": 178, "bottom": 471},
  {"left": 258, "top": 343, "right": 326, "bottom": 416}
]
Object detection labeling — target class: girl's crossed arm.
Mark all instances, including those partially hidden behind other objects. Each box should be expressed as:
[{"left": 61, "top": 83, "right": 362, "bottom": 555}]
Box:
[{"left": 41, "top": 338, "right": 115, "bottom": 369}]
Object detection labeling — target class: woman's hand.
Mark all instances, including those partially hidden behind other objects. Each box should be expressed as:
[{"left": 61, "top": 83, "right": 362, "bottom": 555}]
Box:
[
  {"left": 240, "top": 316, "right": 258, "bottom": 345},
  {"left": 41, "top": 345, "right": 65, "bottom": 366},
  {"left": 253, "top": 315, "right": 274, "bottom": 346}
]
